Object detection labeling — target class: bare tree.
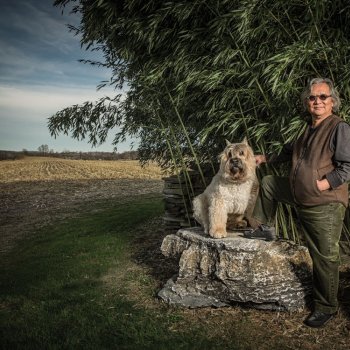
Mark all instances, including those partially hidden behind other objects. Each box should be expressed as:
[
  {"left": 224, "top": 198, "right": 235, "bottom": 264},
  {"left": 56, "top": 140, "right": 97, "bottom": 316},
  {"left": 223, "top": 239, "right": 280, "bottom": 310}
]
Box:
[{"left": 38, "top": 144, "right": 49, "bottom": 154}]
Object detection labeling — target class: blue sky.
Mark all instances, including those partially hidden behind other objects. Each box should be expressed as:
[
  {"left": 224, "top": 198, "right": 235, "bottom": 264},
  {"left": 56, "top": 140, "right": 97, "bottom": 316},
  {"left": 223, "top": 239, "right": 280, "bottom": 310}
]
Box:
[{"left": 0, "top": 0, "right": 134, "bottom": 152}]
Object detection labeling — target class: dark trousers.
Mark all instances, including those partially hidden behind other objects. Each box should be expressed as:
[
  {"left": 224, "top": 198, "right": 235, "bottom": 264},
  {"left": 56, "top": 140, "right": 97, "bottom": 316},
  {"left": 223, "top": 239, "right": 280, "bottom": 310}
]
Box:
[{"left": 253, "top": 175, "right": 346, "bottom": 313}]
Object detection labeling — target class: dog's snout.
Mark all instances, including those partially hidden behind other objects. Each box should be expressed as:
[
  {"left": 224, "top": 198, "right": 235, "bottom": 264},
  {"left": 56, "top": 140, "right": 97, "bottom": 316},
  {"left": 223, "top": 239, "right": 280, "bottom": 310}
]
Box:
[
  {"left": 229, "top": 158, "right": 243, "bottom": 174},
  {"left": 230, "top": 158, "right": 241, "bottom": 166}
]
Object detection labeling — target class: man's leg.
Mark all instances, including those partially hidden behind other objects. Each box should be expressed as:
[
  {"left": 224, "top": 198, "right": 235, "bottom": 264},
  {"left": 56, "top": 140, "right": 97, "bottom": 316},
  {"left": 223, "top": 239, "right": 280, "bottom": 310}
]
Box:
[
  {"left": 298, "top": 203, "right": 346, "bottom": 314},
  {"left": 252, "top": 175, "right": 295, "bottom": 226}
]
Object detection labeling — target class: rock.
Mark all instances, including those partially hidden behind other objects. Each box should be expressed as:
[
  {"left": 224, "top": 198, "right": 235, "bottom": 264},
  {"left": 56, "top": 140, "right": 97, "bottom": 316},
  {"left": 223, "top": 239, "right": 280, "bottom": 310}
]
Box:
[{"left": 158, "top": 227, "right": 313, "bottom": 311}]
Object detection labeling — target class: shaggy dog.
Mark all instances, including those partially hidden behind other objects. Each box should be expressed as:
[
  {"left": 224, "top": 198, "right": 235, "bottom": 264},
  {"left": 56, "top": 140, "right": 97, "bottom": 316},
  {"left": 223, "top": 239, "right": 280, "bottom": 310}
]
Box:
[{"left": 192, "top": 138, "right": 258, "bottom": 238}]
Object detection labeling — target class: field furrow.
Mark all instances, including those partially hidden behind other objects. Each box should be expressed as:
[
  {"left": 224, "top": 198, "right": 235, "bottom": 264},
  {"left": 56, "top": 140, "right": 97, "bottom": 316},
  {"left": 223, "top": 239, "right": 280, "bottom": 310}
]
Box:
[{"left": 0, "top": 157, "right": 164, "bottom": 182}]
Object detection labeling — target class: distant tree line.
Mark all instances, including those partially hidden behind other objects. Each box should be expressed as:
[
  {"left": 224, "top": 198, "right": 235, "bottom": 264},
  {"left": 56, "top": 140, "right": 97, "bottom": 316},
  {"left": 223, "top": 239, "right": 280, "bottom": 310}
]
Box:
[{"left": 0, "top": 149, "right": 138, "bottom": 161}]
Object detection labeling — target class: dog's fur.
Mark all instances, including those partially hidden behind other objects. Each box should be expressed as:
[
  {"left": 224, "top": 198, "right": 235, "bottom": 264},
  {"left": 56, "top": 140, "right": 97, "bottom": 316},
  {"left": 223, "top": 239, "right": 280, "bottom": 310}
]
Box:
[{"left": 192, "top": 138, "right": 258, "bottom": 238}]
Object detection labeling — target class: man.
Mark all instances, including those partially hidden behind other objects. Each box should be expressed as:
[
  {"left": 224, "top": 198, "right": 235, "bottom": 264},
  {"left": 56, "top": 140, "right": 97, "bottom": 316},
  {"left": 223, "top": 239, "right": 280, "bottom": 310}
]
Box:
[{"left": 248, "top": 78, "right": 350, "bottom": 328}]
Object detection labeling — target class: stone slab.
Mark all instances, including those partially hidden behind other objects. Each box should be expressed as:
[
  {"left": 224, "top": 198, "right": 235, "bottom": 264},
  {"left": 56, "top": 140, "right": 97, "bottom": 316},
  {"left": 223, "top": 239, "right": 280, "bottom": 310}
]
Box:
[{"left": 158, "top": 228, "right": 313, "bottom": 311}]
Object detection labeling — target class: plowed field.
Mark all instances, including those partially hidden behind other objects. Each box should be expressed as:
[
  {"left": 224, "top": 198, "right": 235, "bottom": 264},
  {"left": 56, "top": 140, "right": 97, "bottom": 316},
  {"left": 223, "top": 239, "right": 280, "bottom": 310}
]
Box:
[
  {"left": 0, "top": 156, "right": 163, "bottom": 182},
  {"left": 0, "top": 157, "right": 164, "bottom": 254}
]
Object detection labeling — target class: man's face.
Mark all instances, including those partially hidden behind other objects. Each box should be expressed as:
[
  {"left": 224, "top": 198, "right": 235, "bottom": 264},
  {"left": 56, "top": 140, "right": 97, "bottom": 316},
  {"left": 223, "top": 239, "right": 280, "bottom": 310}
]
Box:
[{"left": 307, "top": 83, "right": 334, "bottom": 120}]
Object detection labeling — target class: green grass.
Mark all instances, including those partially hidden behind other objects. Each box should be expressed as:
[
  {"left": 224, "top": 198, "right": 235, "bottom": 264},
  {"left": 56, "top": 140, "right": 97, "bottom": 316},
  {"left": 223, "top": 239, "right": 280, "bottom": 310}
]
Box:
[
  {"left": 2, "top": 194, "right": 349, "bottom": 350},
  {"left": 0, "top": 195, "right": 244, "bottom": 350}
]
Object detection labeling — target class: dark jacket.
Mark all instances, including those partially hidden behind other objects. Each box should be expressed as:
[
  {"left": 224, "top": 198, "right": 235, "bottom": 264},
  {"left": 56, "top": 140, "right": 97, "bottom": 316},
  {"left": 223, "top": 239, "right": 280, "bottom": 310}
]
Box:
[
  {"left": 290, "top": 115, "right": 349, "bottom": 207},
  {"left": 268, "top": 116, "right": 350, "bottom": 206}
]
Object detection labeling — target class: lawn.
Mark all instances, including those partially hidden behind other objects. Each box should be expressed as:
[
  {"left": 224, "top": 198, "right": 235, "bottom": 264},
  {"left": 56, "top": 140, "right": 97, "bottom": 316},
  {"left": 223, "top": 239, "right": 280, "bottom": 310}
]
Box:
[
  {"left": 1, "top": 193, "right": 349, "bottom": 350},
  {"left": 0, "top": 195, "right": 241, "bottom": 349}
]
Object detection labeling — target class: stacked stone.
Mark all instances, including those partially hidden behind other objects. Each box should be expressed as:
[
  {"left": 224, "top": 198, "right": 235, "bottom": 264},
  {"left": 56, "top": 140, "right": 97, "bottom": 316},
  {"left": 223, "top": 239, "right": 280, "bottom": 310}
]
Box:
[{"left": 162, "top": 170, "right": 213, "bottom": 232}]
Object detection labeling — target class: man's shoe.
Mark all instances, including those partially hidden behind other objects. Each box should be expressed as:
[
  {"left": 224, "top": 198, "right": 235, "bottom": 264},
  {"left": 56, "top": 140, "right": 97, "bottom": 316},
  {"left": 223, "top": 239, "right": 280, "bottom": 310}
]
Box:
[
  {"left": 243, "top": 224, "right": 276, "bottom": 241},
  {"left": 304, "top": 311, "right": 336, "bottom": 328}
]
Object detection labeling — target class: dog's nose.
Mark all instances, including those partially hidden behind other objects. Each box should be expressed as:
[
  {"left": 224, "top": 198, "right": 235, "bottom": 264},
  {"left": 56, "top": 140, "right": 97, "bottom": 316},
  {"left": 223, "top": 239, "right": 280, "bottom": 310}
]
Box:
[
  {"left": 230, "top": 158, "right": 243, "bottom": 172},
  {"left": 230, "top": 158, "right": 241, "bottom": 166}
]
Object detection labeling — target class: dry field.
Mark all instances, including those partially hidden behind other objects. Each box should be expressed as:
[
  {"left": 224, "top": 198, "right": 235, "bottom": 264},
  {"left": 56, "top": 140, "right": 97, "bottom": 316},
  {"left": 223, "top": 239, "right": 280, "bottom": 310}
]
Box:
[
  {"left": 0, "top": 156, "right": 163, "bottom": 182},
  {"left": 0, "top": 156, "right": 164, "bottom": 254}
]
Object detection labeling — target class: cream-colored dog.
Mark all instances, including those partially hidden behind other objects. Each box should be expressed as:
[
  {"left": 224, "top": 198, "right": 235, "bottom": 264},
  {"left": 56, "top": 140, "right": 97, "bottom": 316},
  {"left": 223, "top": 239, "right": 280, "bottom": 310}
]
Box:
[{"left": 192, "top": 138, "right": 258, "bottom": 238}]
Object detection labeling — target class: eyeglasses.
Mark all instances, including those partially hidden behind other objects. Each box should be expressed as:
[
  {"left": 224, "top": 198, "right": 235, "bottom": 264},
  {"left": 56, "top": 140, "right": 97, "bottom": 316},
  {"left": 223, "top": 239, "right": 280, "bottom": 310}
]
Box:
[{"left": 307, "top": 94, "right": 332, "bottom": 102}]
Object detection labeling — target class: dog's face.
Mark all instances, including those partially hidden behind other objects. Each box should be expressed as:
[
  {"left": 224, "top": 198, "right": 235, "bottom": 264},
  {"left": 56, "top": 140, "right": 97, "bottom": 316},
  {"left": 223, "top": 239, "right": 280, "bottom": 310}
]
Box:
[{"left": 219, "top": 138, "right": 256, "bottom": 182}]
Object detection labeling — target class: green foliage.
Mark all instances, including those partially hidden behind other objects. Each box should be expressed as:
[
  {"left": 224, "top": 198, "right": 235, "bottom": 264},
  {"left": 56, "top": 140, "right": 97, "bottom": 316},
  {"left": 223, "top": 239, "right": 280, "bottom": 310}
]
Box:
[
  {"left": 50, "top": 0, "right": 350, "bottom": 167},
  {"left": 49, "top": 0, "right": 350, "bottom": 238}
]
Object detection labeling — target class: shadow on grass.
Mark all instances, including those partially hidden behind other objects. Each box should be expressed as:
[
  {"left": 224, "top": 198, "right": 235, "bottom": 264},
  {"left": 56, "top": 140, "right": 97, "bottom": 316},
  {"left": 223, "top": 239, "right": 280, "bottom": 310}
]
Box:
[{"left": 131, "top": 218, "right": 179, "bottom": 289}]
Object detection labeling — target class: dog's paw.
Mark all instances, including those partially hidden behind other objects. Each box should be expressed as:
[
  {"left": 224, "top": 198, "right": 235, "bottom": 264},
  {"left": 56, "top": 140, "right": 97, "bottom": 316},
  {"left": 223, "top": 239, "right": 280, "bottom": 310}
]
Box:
[
  {"left": 236, "top": 219, "right": 247, "bottom": 229},
  {"left": 209, "top": 227, "right": 227, "bottom": 239}
]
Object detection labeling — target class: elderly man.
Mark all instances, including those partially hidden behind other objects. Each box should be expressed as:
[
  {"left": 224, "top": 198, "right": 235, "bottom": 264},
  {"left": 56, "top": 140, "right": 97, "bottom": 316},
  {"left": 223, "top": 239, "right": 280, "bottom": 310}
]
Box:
[{"left": 248, "top": 78, "right": 350, "bottom": 328}]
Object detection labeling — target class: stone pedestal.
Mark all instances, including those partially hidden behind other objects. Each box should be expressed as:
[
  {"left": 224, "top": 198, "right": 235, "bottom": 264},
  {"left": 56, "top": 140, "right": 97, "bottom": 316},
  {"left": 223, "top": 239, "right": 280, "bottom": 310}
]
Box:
[{"left": 158, "top": 228, "right": 313, "bottom": 311}]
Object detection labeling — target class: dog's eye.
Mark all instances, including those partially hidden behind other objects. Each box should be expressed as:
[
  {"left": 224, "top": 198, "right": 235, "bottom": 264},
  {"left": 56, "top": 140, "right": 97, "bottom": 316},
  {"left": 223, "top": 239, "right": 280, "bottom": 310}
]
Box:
[
  {"left": 239, "top": 150, "right": 244, "bottom": 156},
  {"left": 228, "top": 152, "right": 232, "bottom": 158}
]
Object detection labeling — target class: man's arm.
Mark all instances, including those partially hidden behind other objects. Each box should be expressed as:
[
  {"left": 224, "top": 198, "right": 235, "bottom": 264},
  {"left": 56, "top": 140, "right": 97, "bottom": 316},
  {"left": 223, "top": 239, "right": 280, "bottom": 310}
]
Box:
[
  {"left": 268, "top": 142, "right": 294, "bottom": 163},
  {"left": 324, "top": 121, "right": 350, "bottom": 189},
  {"left": 255, "top": 143, "right": 293, "bottom": 166}
]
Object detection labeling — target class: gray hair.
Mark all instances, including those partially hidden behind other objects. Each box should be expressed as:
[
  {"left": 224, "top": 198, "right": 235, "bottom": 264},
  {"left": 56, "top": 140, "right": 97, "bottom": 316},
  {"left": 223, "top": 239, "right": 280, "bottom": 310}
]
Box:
[{"left": 301, "top": 77, "right": 341, "bottom": 113}]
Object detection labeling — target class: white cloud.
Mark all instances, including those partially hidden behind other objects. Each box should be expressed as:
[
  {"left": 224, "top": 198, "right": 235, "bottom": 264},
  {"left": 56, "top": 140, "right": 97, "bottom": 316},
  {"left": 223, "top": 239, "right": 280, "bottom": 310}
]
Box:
[
  {"left": 0, "top": 84, "right": 134, "bottom": 153},
  {"left": 0, "top": 85, "right": 120, "bottom": 119},
  {"left": 0, "top": 1, "right": 135, "bottom": 153}
]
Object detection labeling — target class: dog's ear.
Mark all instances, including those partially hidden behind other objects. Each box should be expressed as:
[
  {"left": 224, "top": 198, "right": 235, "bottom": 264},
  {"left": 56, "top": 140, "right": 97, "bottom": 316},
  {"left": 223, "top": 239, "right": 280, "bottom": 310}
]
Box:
[
  {"left": 225, "top": 139, "right": 231, "bottom": 146},
  {"left": 241, "top": 137, "right": 248, "bottom": 145}
]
